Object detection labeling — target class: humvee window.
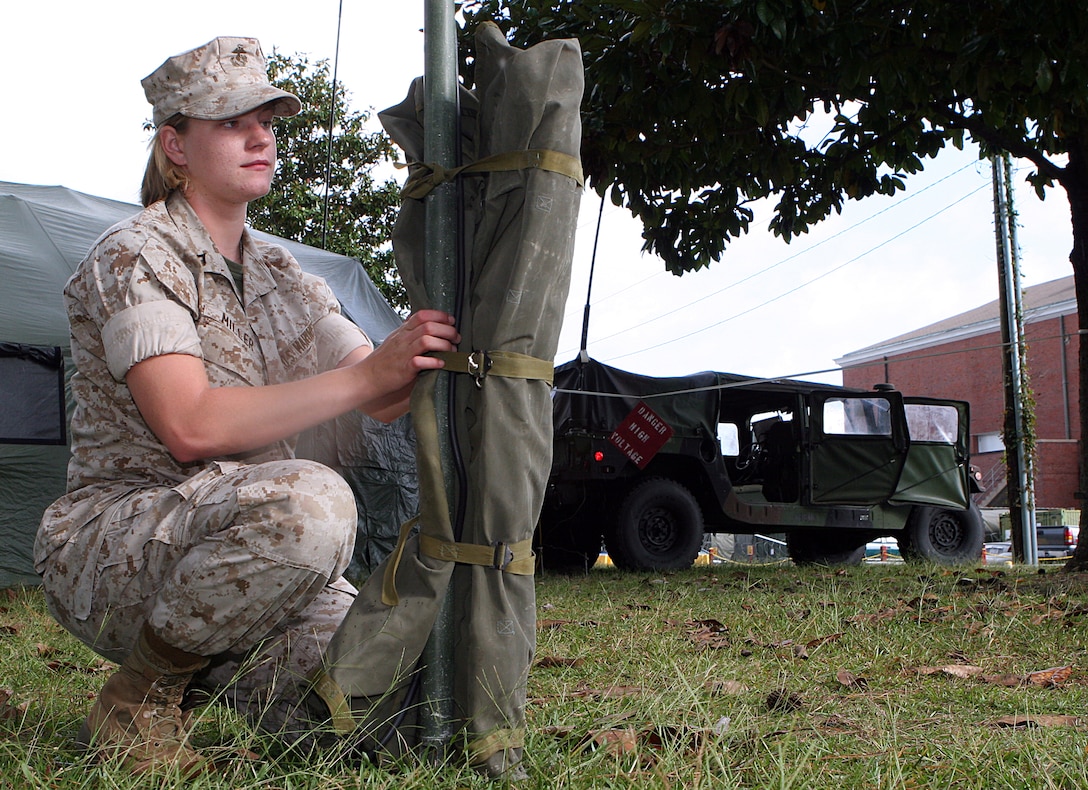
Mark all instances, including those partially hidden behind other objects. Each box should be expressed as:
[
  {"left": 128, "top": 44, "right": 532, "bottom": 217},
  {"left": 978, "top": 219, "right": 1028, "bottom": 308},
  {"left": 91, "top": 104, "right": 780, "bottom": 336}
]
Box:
[
  {"left": 824, "top": 397, "right": 893, "bottom": 436},
  {"left": 718, "top": 423, "right": 740, "bottom": 456},
  {"left": 904, "top": 403, "right": 958, "bottom": 443}
]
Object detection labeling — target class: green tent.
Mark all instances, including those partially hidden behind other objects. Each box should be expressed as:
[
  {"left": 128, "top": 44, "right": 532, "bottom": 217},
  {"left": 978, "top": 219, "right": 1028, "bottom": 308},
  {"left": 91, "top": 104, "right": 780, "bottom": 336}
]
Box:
[{"left": 0, "top": 181, "right": 414, "bottom": 588}]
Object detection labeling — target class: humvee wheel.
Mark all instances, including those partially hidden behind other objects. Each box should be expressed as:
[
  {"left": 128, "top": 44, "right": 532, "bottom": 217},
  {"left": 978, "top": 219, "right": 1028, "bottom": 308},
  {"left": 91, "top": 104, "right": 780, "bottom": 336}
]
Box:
[
  {"left": 606, "top": 478, "right": 704, "bottom": 571},
  {"left": 899, "top": 503, "right": 985, "bottom": 565},
  {"left": 787, "top": 530, "right": 867, "bottom": 566}
]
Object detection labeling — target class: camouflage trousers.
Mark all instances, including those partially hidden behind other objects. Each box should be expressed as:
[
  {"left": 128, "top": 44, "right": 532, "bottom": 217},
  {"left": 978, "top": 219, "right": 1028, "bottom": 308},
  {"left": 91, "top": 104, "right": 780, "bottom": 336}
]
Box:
[{"left": 38, "top": 459, "right": 357, "bottom": 745}]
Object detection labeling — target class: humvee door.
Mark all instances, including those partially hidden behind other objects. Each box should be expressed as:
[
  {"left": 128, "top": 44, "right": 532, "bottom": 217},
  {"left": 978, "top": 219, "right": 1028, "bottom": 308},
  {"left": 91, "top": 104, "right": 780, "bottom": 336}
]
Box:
[
  {"left": 807, "top": 391, "right": 909, "bottom": 505},
  {"left": 889, "top": 398, "right": 972, "bottom": 509}
]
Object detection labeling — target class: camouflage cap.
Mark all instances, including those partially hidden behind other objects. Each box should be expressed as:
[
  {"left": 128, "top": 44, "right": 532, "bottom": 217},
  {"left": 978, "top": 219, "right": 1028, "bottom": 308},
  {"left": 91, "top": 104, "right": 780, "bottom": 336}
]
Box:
[{"left": 142, "top": 36, "right": 302, "bottom": 127}]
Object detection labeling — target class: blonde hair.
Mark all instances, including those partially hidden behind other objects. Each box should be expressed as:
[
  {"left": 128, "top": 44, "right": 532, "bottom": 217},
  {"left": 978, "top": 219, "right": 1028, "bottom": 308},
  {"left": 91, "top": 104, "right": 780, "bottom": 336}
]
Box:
[{"left": 140, "top": 115, "right": 191, "bottom": 207}]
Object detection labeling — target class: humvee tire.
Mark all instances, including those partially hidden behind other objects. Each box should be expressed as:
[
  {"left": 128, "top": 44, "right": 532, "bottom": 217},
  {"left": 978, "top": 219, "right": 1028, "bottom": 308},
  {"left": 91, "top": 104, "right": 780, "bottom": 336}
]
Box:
[
  {"left": 606, "top": 478, "right": 704, "bottom": 571},
  {"left": 899, "top": 502, "right": 985, "bottom": 564}
]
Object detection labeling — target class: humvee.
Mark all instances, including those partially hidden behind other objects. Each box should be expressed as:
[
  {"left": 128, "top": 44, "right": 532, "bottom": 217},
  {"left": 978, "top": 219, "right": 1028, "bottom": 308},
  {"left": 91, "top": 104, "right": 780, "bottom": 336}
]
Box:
[{"left": 539, "top": 358, "right": 984, "bottom": 571}]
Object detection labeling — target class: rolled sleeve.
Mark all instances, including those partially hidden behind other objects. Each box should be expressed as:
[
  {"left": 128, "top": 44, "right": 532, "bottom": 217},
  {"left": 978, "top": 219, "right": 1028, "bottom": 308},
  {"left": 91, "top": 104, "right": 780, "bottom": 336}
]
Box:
[
  {"left": 101, "top": 300, "right": 203, "bottom": 381},
  {"left": 314, "top": 312, "right": 372, "bottom": 371}
]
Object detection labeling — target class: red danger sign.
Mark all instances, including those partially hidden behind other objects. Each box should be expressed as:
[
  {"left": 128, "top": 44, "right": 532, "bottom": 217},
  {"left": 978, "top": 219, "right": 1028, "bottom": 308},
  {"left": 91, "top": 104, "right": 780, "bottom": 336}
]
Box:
[{"left": 609, "top": 401, "right": 674, "bottom": 469}]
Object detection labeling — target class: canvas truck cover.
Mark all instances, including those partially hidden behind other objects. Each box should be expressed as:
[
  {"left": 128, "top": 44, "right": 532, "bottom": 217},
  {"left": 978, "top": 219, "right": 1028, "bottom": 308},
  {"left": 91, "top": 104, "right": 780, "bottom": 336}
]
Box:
[
  {"left": 553, "top": 357, "right": 723, "bottom": 440},
  {"left": 315, "top": 22, "right": 583, "bottom": 775},
  {"left": 552, "top": 357, "right": 883, "bottom": 440}
]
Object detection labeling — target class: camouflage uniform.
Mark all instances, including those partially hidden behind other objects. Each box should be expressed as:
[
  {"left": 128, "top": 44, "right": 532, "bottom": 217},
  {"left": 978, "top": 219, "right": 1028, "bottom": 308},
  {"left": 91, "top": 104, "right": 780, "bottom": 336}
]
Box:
[{"left": 35, "top": 192, "right": 368, "bottom": 741}]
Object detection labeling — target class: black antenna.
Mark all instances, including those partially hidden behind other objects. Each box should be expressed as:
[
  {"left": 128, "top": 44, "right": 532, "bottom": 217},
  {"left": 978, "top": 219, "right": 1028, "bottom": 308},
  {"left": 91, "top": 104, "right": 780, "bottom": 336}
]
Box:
[
  {"left": 320, "top": 0, "right": 344, "bottom": 249},
  {"left": 578, "top": 191, "right": 606, "bottom": 362}
]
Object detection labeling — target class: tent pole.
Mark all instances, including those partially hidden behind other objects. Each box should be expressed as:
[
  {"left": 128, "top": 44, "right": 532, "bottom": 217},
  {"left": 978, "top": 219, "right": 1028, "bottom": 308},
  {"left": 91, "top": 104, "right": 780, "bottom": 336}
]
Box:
[{"left": 420, "top": 0, "right": 459, "bottom": 758}]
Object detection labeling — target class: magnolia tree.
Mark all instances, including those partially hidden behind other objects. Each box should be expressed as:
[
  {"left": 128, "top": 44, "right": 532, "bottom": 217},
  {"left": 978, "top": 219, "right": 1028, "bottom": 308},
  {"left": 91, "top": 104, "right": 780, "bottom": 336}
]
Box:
[{"left": 460, "top": 0, "right": 1088, "bottom": 569}]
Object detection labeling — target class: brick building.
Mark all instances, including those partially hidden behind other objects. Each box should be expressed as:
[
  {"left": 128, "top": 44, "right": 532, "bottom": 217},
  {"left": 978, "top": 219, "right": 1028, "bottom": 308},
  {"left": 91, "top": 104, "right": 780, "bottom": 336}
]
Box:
[{"left": 835, "top": 276, "right": 1078, "bottom": 508}]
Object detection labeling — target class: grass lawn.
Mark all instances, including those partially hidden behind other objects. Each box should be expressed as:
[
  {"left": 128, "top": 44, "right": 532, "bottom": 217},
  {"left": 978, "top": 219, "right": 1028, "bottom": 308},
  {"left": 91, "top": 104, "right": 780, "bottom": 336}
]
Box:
[{"left": 1, "top": 561, "right": 1087, "bottom": 788}]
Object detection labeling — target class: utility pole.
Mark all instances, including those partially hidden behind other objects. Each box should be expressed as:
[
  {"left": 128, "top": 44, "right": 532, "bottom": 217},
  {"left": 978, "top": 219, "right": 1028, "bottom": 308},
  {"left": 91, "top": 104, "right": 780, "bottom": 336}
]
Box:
[{"left": 992, "top": 152, "right": 1037, "bottom": 564}]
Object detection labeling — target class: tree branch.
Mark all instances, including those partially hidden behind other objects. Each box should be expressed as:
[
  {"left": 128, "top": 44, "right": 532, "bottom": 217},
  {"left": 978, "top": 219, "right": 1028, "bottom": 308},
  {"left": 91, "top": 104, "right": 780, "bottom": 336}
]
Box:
[{"left": 931, "top": 103, "right": 1067, "bottom": 183}]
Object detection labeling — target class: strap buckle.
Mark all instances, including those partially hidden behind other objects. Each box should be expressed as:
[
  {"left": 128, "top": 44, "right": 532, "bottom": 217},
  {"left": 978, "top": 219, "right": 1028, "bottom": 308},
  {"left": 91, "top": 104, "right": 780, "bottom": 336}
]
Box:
[
  {"left": 467, "top": 350, "right": 493, "bottom": 389},
  {"left": 492, "top": 541, "right": 515, "bottom": 571}
]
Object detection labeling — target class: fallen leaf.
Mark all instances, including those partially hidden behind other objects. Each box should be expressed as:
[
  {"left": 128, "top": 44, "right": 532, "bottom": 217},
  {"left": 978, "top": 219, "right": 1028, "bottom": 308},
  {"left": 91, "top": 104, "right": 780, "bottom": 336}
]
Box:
[
  {"left": 686, "top": 618, "right": 731, "bottom": 649},
  {"left": 818, "top": 714, "right": 859, "bottom": 735},
  {"left": 706, "top": 679, "right": 748, "bottom": 695},
  {"left": 540, "top": 724, "right": 577, "bottom": 740},
  {"left": 916, "top": 664, "right": 985, "bottom": 679},
  {"left": 46, "top": 659, "right": 114, "bottom": 675},
  {"left": 836, "top": 669, "right": 868, "bottom": 688},
  {"left": 977, "top": 665, "right": 1072, "bottom": 688},
  {"left": 990, "top": 714, "right": 1081, "bottom": 728},
  {"left": 0, "top": 689, "right": 27, "bottom": 721},
  {"left": 535, "top": 656, "right": 583, "bottom": 669},
  {"left": 806, "top": 632, "right": 844, "bottom": 649},
  {"left": 687, "top": 618, "right": 728, "bottom": 632},
  {"left": 1026, "top": 665, "right": 1073, "bottom": 687},
  {"left": 982, "top": 673, "right": 1026, "bottom": 688},
  {"left": 537, "top": 619, "right": 600, "bottom": 630},
  {"left": 766, "top": 689, "right": 804, "bottom": 712},
  {"left": 537, "top": 619, "right": 573, "bottom": 630},
  {"left": 570, "top": 685, "right": 643, "bottom": 699},
  {"left": 589, "top": 728, "right": 638, "bottom": 756},
  {"left": 906, "top": 593, "right": 940, "bottom": 607},
  {"left": 847, "top": 606, "right": 904, "bottom": 624}
]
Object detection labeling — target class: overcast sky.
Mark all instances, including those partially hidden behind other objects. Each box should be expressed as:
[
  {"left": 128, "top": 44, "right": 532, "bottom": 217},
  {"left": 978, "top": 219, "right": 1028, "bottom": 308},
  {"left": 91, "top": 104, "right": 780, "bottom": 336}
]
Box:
[{"left": 2, "top": 2, "right": 1075, "bottom": 386}]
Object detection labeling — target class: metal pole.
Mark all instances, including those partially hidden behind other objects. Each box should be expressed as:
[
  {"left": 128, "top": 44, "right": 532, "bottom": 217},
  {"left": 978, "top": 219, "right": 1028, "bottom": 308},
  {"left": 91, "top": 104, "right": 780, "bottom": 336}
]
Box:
[
  {"left": 421, "top": 0, "right": 459, "bottom": 756},
  {"left": 992, "top": 154, "right": 1036, "bottom": 564},
  {"left": 1004, "top": 154, "right": 1038, "bottom": 562}
]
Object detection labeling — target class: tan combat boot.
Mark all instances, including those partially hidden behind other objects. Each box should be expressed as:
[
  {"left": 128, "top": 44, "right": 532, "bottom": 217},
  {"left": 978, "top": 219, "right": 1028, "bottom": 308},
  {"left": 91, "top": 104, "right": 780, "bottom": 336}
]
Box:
[{"left": 75, "top": 625, "right": 210, "bottom": 775}]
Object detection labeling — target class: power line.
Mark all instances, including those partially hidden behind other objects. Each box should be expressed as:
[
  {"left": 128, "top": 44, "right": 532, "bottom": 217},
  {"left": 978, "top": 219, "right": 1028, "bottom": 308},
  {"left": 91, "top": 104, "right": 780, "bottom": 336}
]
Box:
[
  {"left": 557, "top": 328, "right": 1070, "bottom": 399},
  {"left": 601, "top": 180, "right": 992, "bottom": 363},
  {"left": 565, "top": 159, "right": 982, "bottom": 332}
]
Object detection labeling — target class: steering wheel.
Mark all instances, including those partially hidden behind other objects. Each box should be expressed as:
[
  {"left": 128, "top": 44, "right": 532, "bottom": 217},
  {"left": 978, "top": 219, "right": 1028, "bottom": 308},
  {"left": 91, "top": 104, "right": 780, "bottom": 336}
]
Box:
[{"left": 735, "top": 441, "right": 761, "bottom": 470}]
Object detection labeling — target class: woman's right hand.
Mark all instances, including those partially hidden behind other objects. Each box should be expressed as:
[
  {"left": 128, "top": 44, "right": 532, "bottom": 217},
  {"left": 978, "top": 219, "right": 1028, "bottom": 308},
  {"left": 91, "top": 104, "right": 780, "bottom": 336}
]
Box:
[{"left": 345, "top": 310, "right": 460, "bottom": 421}]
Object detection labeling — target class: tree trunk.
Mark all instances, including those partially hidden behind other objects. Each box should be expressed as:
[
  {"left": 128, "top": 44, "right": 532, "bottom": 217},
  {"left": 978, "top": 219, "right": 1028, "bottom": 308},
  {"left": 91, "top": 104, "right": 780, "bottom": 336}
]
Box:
[{"left": 1062, "top": 138, "right": 1088, "bottom": 571}]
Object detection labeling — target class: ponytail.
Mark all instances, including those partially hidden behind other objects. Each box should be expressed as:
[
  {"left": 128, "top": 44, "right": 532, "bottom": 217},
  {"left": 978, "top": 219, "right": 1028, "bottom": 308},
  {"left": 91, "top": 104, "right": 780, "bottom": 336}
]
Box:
[{"left": 140, "top": 115, "right": 190, "bottom": 207}]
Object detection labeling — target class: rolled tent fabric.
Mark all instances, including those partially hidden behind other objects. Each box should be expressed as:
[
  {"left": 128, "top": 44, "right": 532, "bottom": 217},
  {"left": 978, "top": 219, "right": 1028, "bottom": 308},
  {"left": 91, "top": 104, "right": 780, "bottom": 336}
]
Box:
[{"left": 315, "top": 22, "right": 583, "bottom": 775}]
